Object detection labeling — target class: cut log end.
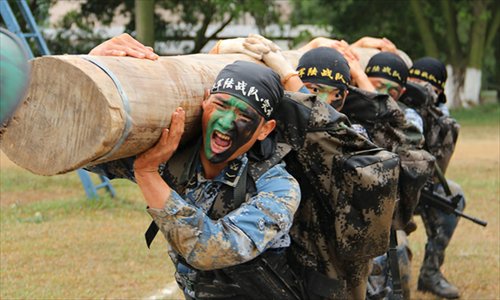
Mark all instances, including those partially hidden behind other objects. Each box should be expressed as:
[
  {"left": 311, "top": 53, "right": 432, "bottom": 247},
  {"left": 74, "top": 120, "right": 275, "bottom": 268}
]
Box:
[{"left": 1, "top": 56, "right": 124, "bottom": 175}]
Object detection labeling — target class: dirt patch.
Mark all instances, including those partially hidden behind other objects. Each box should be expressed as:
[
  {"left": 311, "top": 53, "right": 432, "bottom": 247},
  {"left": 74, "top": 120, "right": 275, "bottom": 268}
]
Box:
[
  {"left": 453, "top": 139, "right": 499, "bottom": 161},
  {"left": 0, "top": 189, "right": 81, "bottom": 207}
]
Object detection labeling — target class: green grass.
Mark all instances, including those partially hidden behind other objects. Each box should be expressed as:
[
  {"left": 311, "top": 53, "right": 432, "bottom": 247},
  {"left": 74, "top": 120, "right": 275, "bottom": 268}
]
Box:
[
  {"left": 1, "top": 194, "right": 142, "bottom": 224},
  {"left": 451, "top": 102, "right": 500, "bottom": 126},
  {"left": 409, "top": 103, "right": 499, "bottom": 299},
  {"left": 0, "top": 170, "right": 182, "bottom": 299}
]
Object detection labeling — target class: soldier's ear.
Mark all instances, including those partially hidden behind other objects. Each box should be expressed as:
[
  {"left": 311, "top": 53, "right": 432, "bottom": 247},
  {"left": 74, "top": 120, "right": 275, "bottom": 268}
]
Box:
[
  {"left": 257, "top": 119, "right": 276, "bottom": 141},
  {"left": 342, "top": 89, "right": 349, "bottom": 100},
  {"left": 398, "top": 87, "right": 406, "bottom": 100}
]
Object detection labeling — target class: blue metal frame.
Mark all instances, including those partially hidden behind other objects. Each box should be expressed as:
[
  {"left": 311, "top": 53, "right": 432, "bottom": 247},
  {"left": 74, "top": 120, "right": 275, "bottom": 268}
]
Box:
[
  {"left": 1, "top": 0, "right": 116, "bottom": 199},
  {"left": 16, "top": 0, "right": 51, "bottom": 56},
  {"left": 77, "top": 169, "right": 116, "bottom": 199},
  {"left": 0, "top": 0, "right": 34, "bottom": 57}
]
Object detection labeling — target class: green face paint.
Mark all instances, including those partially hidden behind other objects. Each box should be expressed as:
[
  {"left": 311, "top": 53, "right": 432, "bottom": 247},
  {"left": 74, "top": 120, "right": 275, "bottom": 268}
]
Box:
[
  {"left": 373, "top": 79, "right": 402, "bottom": 100},
  {"left": 317, "top": 92, "right": 330, "bottom": 102},
  {"left": 202, "top": 94, "right": 261, "bottom": 164},
  {"left": 305, "top": 82, "right": 345, "bottom": 110}
]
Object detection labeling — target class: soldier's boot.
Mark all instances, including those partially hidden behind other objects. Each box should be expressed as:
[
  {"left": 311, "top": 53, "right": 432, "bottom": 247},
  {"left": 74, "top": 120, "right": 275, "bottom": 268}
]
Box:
[
  {"left": 417, "top": 248, "right": 459, "bottom": 299},
  {"left": 418, "top": 181, "right": 465, "bottom": 299}
]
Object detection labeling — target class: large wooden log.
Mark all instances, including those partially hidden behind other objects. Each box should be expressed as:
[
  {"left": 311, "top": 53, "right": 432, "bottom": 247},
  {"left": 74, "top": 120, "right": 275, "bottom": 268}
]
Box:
[
  {"left": 0, "top": 47, "right": 399, "bottom": 176},
  {"left": 0, "top": 52, "right": 302, "bottom": 175}
]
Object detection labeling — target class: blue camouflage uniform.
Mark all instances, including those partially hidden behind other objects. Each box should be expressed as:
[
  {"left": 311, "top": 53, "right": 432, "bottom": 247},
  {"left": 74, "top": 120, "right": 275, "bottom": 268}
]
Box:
[
  {"left": 403, "top": 107, "right": 424, "bottom": 134},
  {"left": 86, "top": 142, "right": 302, "bottom": 299},
  {"left": 149, "top": 150, "right": 301, "bottom": 298}
]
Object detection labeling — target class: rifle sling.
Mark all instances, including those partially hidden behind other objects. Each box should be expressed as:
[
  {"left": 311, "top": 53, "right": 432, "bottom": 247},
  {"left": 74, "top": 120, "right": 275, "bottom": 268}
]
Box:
[
  {"left": 434, "top": 163, "right": 452, "bottom": 196},
  {"left": 145, "top": 221, "right": 159, "bottom": 249}
]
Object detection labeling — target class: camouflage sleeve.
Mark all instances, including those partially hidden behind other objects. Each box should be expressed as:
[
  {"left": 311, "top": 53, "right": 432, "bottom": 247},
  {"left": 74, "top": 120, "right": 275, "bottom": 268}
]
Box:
[
  {"left": 84, "top": 157, "right": 136, "bottom": 182},
  {"left": 437, "top": 103, "right": 450, "bottom": 116},
  {"left": 403, "top": 107, "right": 424, "bottom": 134},
  {"left": 147, "top": 163, "right": 300, "bottom": 271}
]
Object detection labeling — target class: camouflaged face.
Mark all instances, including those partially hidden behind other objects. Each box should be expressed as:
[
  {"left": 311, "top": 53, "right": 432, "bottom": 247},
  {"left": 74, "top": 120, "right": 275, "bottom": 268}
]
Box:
[{"left": 276, "top": 91, "right": 400, "bottom": 299}]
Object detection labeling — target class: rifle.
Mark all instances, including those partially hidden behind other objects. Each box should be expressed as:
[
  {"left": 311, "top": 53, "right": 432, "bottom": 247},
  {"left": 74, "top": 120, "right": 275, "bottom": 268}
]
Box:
[{"left": 420, "top": 183, "right": 487, "bottom": 227}]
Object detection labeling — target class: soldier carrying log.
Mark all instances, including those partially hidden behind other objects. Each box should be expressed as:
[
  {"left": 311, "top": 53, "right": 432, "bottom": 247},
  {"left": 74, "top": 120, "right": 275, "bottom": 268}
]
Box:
[
  {"left": 89, "top": 38, "right": 305, "bottom": 299},
  {"left": 213, "top": 35, "right": 401, "bottom": 299},
  {"left": 88, "top": 34, "right": 401, "bottom": 300}
]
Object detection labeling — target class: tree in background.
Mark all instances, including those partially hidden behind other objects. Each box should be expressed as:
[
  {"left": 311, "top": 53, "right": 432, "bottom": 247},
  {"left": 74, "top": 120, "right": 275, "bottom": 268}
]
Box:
[
  {"left": 156, "top": 0, "right": 280, "bottom": 53},
  {"left": 409, "top": 0, "right": 499, "bottom": 107},
  {"left": 39, "top": 0, "right": 279, "bottom": 54},
  {"left": 135, "top": 0, "right": 155, "bottom": 46},
  {"left": 291, "top": 0, "right": 499, "bottom": 107}
]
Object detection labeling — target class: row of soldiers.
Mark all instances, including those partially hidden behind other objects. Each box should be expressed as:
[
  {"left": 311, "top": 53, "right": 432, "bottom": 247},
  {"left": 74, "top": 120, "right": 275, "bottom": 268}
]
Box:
[
  {"left": 236, "top": 35, "right": 464, "bottom": 299},
  {"left": 88, "top": 34, "right": 467, "bottom": 299}
]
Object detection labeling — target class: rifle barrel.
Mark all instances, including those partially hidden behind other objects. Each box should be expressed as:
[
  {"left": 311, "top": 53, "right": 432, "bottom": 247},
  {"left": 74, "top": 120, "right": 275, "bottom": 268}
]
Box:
[
  {"left": 453, "top": 209, "right": 488, "bottom": 227},
  {"left": 421, "top": 189, "right": 487, "bottom": 227}
]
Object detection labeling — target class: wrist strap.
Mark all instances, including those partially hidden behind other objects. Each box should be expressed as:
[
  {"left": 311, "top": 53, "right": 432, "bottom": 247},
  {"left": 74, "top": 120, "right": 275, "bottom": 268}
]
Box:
[{"left": 281, "top": 72, "right": 299, "bottom": 85}]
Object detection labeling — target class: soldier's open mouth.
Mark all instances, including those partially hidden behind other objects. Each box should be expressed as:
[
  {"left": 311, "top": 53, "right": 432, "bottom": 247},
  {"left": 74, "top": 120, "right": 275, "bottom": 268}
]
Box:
[{"left": 211, "top": 130, "right": 232, "bottom": 154}]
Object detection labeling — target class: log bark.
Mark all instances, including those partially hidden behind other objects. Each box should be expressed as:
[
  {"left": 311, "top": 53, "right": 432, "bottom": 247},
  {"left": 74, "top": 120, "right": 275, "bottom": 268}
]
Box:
[{"left": 0, "top": 48, "right": 386, "bottom": 176}]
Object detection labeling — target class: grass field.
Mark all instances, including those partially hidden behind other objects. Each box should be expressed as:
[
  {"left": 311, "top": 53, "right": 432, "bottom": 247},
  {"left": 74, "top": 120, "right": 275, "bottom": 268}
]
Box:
[
  {"left": 1, "top": 103, "right": 499, "bottom": 299},
  {"left": 409, "top": 103, "right": 500, "bottom": 299}
]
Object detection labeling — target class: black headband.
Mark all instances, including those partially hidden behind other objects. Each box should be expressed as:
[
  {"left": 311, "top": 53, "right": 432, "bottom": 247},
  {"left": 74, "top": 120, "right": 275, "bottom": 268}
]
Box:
[
  {"left": 211, "top": 61, "right": 283, "bottom": 120},
  {"left": 297, "top": 47, "right": 350, "bottom": 91},
  {"left": 366, "top": 52, "right": 409, "bottom": 86},
  {"left": 410, "top": 57, "right": 447, "bottom": 90}
]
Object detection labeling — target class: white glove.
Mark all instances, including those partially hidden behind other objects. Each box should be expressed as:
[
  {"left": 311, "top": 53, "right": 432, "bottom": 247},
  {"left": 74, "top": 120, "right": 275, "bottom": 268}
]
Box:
[
  {"left": 245, "top": 34, "right": 281, "bottom": 52},
  {"left": 211, "top": 38, "right": 263, "bottom": 60},
  {"left": 243, "top": 34, "right": 295, "bottom": 80}
]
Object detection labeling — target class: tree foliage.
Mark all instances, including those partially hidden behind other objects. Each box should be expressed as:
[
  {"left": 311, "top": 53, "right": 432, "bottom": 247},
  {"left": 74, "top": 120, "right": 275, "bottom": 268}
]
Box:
[
  {"left": 39, "top": 0, "right": 279, "bottom": 55},
  {"left": 290, "top": 0, "right": 499, "bottom": 105}
]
